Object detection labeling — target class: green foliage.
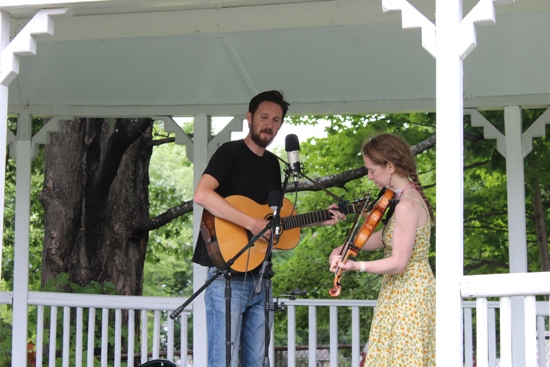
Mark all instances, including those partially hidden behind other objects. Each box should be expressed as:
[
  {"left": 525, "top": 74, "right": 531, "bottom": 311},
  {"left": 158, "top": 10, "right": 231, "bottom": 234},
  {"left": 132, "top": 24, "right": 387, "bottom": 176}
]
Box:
[{"left": 146, "top": 122, "right": 195, "bottom": 297}]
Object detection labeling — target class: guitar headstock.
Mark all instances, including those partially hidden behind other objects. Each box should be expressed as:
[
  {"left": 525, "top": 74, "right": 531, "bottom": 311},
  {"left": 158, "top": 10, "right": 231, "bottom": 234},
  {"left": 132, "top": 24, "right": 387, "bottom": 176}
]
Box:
[{"left": 338, "top": 193, "right": 372, "bottom": 215}]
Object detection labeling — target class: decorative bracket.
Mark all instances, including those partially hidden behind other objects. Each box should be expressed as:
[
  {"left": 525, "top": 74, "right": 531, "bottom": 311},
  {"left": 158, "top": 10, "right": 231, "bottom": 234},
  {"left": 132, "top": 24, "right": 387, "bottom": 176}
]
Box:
[
  {"left": 31, "top": 116, "right": 72, "bottom": 160},
  {"left": 155, "top": 115, "right": 245, "bottom": 163},
  {"left": 459, "top": 0, "right": 515, "bottom": 60},
  {"left": 383, "top": 0, "right": 515, "bottom": 60},
  {"left": 382, "top": 0, "right": 436, "bottom": 58},
  {"left": 7, "top": 115, "right": 71, "bottom": 161},
  {"left": 207, "top": 115, "right": 245, "bottom": 158},
  {"left": 154, "top": 116, "right": 195, "bottom": 162},
  {"left": 465, "top": 109, "right": 506, "bottom": 157},
  {"left": 466, "top": 107, "right": 550, "bottom": 159},
  {"left": 521, "top": 108, "right": 550, "bottom": 158},
  {"left": 0, "top": 8, "right": 73, "bottom": 86}
]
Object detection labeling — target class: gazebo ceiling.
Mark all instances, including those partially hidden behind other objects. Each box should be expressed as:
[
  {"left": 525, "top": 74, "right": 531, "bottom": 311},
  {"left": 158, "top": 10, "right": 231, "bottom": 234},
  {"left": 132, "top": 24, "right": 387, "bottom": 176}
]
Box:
[{"left": 2, "top": 0, "right": 550, "bottom": 116}]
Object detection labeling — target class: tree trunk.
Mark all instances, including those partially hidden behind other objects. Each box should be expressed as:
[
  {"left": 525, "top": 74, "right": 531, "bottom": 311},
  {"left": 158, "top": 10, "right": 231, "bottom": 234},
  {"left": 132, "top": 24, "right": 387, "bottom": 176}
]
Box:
[
  {"left": 532, "top": 180, "right": 550, "bottom": 272},
  {"left": 39, "top": 118, "right": 153, "bottom": 295}
]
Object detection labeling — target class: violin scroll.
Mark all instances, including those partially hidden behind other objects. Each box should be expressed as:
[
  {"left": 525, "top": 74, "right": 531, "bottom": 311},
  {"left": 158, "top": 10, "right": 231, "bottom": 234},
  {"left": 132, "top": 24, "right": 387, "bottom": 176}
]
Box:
[{"left": 328, "top": 276, "right": 342, "bottom": 297}]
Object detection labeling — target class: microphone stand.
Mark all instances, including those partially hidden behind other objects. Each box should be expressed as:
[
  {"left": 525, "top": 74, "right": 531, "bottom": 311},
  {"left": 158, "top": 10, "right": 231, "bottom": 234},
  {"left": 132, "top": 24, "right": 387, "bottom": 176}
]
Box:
[
  {"left": 170, "top": 222, "right": 273, "bottom": 367},
  {"left": 276, "top": 156, "right": 346, "bottom": 204},
  {"left": 254, "top": 171, "right": 290, "bottom": 367}
]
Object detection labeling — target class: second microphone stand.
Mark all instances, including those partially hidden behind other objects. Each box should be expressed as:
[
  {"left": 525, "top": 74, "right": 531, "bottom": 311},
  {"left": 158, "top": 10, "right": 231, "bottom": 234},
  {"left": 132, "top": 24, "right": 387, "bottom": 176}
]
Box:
[{"left": 253, "top": 169, "right": 292, "bottom": 367}]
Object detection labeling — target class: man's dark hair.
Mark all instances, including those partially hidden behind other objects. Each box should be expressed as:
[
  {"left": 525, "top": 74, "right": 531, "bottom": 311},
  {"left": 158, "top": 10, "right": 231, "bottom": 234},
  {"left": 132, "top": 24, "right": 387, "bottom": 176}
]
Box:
[{"left": 248, "top": 90, "right": 290, "bottom": 120}]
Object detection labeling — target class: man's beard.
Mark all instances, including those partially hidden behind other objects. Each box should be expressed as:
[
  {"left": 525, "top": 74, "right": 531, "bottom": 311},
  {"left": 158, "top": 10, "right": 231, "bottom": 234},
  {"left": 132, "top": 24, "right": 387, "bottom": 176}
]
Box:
[{"left": 250, "top": 124, "right": 274, "bottom": 148}]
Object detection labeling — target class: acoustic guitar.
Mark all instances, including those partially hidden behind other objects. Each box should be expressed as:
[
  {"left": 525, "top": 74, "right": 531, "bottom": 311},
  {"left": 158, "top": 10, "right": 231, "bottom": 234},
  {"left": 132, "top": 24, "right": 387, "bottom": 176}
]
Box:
[{"left": 200, "top": 195, "right": 365, "bottom": 273}]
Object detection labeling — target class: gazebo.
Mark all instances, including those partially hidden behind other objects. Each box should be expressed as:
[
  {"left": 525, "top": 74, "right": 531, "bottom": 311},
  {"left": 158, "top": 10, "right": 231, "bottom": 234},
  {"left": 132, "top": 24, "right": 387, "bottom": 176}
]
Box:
[{"left": 1, "top": 0, "right": 549, "bottom": 366}]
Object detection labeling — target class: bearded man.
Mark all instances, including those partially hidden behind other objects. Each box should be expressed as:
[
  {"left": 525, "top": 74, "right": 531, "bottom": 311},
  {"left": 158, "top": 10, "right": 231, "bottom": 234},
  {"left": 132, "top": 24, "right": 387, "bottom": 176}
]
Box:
[{"left": 192, "top": 90, "right": 342, "bottom": 367}]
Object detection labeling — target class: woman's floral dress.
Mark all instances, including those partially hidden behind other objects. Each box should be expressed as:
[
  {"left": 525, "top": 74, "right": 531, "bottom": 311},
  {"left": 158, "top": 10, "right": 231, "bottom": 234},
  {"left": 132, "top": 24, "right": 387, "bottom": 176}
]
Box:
[{"left": 363, "top": 196, "right": 436, "bottom": 367}]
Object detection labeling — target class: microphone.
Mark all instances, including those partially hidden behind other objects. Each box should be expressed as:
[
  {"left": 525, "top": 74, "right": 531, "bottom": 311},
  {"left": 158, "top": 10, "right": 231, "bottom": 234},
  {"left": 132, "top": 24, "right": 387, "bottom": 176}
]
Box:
[
  {"left": 268, "top": 190, "right": 282, "bottom": 240},
  {"left": 285, "top": 134, "right": 301, "bottom": 187}
]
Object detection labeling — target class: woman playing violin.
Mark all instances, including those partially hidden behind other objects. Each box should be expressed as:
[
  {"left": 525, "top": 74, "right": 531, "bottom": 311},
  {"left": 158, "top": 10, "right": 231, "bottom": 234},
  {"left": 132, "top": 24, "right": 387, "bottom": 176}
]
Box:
[{"left": 329, "top": 133, "right": 435, "bottom": 367}]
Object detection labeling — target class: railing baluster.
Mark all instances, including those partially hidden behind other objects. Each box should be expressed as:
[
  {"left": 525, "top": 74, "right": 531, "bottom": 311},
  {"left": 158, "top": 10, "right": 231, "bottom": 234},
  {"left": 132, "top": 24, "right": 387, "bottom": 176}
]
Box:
[
  {"left": 141, "top": 309, "right": 148, "bottom": 364},
  {"left": 115, "top": 308, "right": 122, "bottom": 367},
  {"left": 329, "top": 306, "right": 338, "bottom": 367},
  {"left": 101, "top": 308, "right": 109, "bottom": 367},
  {"left": 36, "top": 305, "right": 44, "bottom": 367},
  {"left": 288, "top": 304, "right": 296, "bottom": 367},
  {"left": 62, "top": 306, "right": 70, "bottom": 367},
  {"left": 524, "top": 295, "right": 537, "bottom": 367},
  {"left": 500, "top": 297, "right": 512, "bottom": 367},
  {"left": 49, "top": 306, "right": 57, "bottom": 367},
  {"left": 167, "top": 314, "right": 174, "bottom": 361},
  {"left": 476, "top": 297, "right": 488, "bottom": 367},
  {"left": 351, "top": 306, "right": 360, "bottom": 367},
  {"left": 76, "top": 307, "right": 83, "bottom": 367},
  {"left": 128, "top": 309, "right": 135, "bottom": 367},
  {"left": 308, "top": 305, "right": 317, "bottom": 367},
  {"left": 153, "top": 310, "right": 161, "bottom": 359},
  {"left": 87, "top": 308, "right": 96, "bottom": 367}
]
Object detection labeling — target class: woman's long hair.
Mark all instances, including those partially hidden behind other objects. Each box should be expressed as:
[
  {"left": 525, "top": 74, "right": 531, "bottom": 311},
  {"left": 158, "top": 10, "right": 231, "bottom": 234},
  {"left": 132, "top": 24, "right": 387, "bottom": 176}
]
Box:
[{"left": 362, "top": 133, "right": 435, "bottom": 222}]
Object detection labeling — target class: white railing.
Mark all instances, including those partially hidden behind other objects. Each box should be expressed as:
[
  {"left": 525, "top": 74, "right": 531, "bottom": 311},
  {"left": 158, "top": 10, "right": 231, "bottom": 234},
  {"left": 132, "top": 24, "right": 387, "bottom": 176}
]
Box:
[
  {"left": 462, "top": 272, "right": 550, "bottom": 367},
  {"left": 22, "top": 292, "right": 191, "bottom": 367},
  {"left": 0, "top": 278, "right": 549, "bottom": 367}
]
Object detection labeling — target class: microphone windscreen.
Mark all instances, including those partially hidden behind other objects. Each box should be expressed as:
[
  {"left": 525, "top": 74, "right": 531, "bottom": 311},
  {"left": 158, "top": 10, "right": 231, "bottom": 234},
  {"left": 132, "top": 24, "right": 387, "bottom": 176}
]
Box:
[
  {"left": 268, "top": 190, "right": 281, "bottom": 208},
  {"left": 285, "top": 134, "right": 300, "bottom": 152}
]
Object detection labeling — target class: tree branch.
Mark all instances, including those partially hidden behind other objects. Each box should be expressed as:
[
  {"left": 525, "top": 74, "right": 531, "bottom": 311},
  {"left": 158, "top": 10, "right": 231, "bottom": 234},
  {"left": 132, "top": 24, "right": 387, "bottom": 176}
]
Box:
[
  {"left": 464, "top": 258, "right": 509, "bottom": 272},
  {"left": 136, "top": 200, "right": 195, "bottom": 232}
]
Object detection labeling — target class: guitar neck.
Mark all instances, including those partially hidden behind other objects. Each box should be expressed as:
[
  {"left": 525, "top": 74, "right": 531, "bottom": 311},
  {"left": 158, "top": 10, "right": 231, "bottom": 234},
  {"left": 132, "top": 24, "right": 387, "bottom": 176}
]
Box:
[{"left": 281, "top": 202, "right": 360, "bottom": 230}]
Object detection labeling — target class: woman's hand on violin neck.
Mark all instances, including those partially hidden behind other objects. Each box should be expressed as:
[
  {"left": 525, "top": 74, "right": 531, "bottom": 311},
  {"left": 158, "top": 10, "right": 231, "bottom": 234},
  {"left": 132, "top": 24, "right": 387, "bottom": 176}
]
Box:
[
  {"left": 329, "top": 255, "right": 342, "bottom": 272},
  {"left": 329, "top": 246, "right": 343, "bottom": 263}
]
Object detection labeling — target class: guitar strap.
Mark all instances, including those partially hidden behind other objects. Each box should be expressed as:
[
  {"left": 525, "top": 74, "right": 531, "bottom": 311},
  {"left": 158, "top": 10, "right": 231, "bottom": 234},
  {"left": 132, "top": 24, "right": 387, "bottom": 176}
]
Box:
[{"left": 201, "top": 222, "right": 218, "bottom": 258}]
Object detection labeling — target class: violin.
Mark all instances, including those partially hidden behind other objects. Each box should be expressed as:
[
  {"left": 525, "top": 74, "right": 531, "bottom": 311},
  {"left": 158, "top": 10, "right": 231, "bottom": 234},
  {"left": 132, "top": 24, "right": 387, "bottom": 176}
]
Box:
[{"left": 329, "top": 187, "right": 396, "bottom": 297}]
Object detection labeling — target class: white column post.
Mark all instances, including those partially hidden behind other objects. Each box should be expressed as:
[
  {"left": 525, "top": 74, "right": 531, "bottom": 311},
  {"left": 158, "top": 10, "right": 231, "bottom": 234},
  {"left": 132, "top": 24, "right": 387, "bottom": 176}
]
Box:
[
  {"left": 192, "top": 114, "right": 211, "bottom": 367},
  {"left": 0, "top": 10, "right": 10, "bottom": 282},
  {"left": 11, "top": 112, "right": 33, "bottom": 367},
  {"left": 504, "top": 106, "right": 527, "bottom": 271},
  {"left": 504, "top": 105, "right": 527, "bottom": 364},
  {"left": 435, "top": 0, "right": 464, "bottom": 366}
]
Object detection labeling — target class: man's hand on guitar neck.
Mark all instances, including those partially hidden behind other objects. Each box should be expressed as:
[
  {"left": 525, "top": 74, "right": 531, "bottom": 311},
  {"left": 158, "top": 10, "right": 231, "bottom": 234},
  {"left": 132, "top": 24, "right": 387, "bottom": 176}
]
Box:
[
  {"left": 302, "top": 203, "right": 346, "bottom": 228},
  {"left": 324, "top": 204, "right": 347, "bottom": 225}
]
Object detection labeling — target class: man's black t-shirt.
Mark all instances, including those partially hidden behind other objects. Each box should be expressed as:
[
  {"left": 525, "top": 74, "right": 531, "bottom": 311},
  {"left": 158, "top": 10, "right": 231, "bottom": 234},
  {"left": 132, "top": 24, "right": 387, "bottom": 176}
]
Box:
[{"left": 192, "top": 139, "right": 282, "bottom": 268}]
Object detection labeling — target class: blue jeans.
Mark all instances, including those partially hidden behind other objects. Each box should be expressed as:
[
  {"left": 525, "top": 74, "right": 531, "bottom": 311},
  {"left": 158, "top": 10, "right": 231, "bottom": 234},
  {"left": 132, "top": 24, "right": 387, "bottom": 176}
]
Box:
[{"left": 205, "top": 267, "right": 272, "bottom": 367}]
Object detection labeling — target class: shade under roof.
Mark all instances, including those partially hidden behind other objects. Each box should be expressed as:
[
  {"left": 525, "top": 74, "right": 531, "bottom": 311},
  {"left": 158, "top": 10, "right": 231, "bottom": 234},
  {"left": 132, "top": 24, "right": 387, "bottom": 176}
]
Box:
[{"left": 2, "top": 0, "right": 550, "bottom": 116}]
